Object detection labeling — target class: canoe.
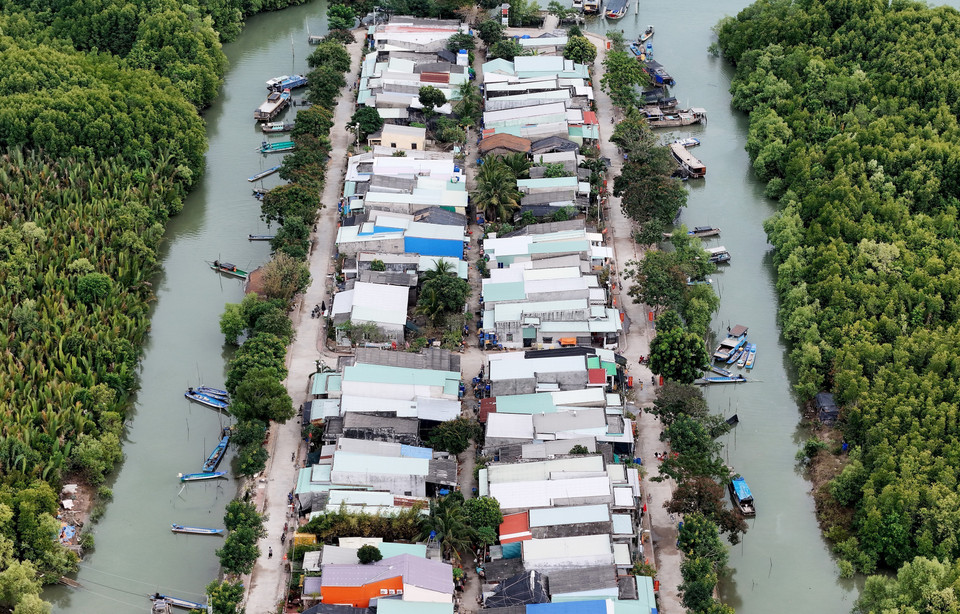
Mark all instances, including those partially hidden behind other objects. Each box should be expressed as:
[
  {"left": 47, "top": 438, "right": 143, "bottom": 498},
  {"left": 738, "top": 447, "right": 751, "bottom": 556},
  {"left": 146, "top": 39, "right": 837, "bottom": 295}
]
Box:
[
  {"left": 209, "top": 260, "right": 249, "bottom": 279},
  {"left": 727, "top": 347, "right": 746, "bottom": 365},
  {"left": 150, "top": 594, "right": 206, "bottom": 611},
  {"left": 201, "top": 429, "right": 232, "bottom": 473},
  {"left": 170, "top": 524, "right": 224, "bottom": 535},
  {"left": 178, "top": 471, "right": 227, "bottom": 482},
  {"left": 247, "top": 165, "right": 281, "bottom": 182},
  {"left": 640, "top": 25, "right": 654, "bottom": 43},
  {"left": 710, "top": 365, "right": 732, "bottom": 377},
  {"left": 745, "top": 343, "right": 757, "bottom": 370},
  {"left": 196, "top": 386, "right": 229, "bottom": 400},
  {"left": 736, "top": 349, "right": 747, "bottom": 368},
  {"left": 184, "top": 389, "right": 229, "bottom": 411},
  {"left": 248, "top": 234, "right": 275, "bottom": 241},
  {"left": 695, "top": 375, "right": 747, "bottom": 385}
]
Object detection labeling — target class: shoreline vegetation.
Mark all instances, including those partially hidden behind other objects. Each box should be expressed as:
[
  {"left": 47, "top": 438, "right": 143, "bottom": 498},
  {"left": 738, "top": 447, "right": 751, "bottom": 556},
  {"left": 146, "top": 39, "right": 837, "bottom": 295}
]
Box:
[{"left": 718, "top": 0, "right": 960, "bottom": 609}]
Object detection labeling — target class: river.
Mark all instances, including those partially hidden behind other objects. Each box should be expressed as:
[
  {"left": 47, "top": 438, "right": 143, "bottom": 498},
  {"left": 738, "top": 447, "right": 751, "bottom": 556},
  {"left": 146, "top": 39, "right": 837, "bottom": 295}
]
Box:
[{"left": 45, "top": 2, "right": 329, "bottom": 611}]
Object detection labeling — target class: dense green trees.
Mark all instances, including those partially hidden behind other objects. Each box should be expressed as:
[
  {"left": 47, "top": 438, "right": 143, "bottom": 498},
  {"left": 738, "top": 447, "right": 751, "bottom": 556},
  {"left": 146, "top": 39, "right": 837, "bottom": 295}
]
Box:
[
  {"left": 564, "top": 35, "right": 597, "bottom": 65},
  {"left": 427, "top": 417, "right": 483, "bottom": 456},
  {"left": 217, "top": 500, "right": 265, "bottom": 575},
  {"left": 418, "top": 85, "right": 447, "bottom": 114},
  {"left": 718, "top": 0, "right": 960, "bottom": 580},
  {"left": 474, "top": 159, "right": 522, "bottom": 222}
]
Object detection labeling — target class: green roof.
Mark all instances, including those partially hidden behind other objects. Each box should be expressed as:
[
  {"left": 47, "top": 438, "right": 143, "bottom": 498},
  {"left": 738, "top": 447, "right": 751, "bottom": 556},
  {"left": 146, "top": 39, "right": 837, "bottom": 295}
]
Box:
[
  {"left": 586, "top": 356, "right": 601, "bottom": 369},
  {"left": 483, "top": 281, "right": 526, "bottom": 302},
  {"left": 496, "top": 393, "right": 557, "bottom": 414},
  {"left": 378, "top": 542, "right": 427, "bottom": 559},
  {"left": 602, "top": 360, "right": 617, "bottom": 377},
  {"left": 311, "top": 372, "right": 342, "bottom": 395}
]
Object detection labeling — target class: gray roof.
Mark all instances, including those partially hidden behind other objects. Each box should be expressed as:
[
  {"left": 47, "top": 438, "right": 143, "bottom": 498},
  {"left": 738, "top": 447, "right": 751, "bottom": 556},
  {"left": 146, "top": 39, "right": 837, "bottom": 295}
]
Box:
[
  {"left": 343, "top": 414, "right": 420, "bottom": 441},
  {"left": 485, "top": 571, "right": 549, "bottom": 608},
  {"left": 414, "top": 206, "right": 468, "bottom": 226},
  {"left": 481, "top": 608, "right": 526, "bottom": 614},
  {"left": 357, "top": 270, "right": 418, "bottom": 286},
  {"left": 530, "top": 136, "right": 580, "bottom": 154},
  {"left": 531, "top": 520, "right": 613, "bottom": 539},
  {"left": 354, "top": 347, "right": 461, "bottom": 373},
  {"left": 502, "top": 219, "right": 585, "bottom": 238},
  {"left": 484, "top": 557, "right": 525, "bottom": 583},
  {"left": 618, "top": 576, "right": 638, "bottom": 600},
  {"left": 520, "top": 191, "right": 578, "bottom": 206},
  {"left": 414, "top": 61, "right": 464, "bottom": 74},
  {"left": 546, "top": 566, "right": 618, "bottom": 595},
  {"left": 370, "top": 175, "right": 417, "bottom": 192},
  {"left": 427, "top": 458, "right": 458, "bottom": 486},
  {"left": 303, "top": 604, "right": 370, "bottom": 614},
  {"left": 321, "top": 553, "right": 453, "bottom": 593}
]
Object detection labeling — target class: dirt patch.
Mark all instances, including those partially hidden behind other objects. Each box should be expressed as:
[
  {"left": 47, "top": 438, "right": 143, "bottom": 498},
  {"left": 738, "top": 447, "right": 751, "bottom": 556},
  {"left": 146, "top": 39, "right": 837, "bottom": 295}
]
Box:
[
  {"left": 246, "top": 266, "right": 265, "bottom": 295},
  {"left": 802, "top": 417, "right": 855, "bottom": 540}
]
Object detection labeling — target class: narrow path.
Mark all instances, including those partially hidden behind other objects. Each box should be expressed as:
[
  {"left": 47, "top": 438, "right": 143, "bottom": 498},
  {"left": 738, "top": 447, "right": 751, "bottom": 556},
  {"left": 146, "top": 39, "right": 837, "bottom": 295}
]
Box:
[{"left": 242, "top": 29, "right": 366, "bottom": 614}]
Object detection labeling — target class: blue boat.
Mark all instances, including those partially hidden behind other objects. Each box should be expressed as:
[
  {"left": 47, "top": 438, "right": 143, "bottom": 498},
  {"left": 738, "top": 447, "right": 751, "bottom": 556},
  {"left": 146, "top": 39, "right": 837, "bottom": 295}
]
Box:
[
  {"left": 695, "top": 375, "right": 747, "bottom": 385},
  {"left": 726, "top": 346, "right": 746, "bottom": 365},
  {"left": 259, "top": 140, "right": 295, "bottom": 154},
  {"left": 151, "top": 593, "right": 206, "bottom": 610},
  {"left": 196, "top": 386, "right": 229, "bottom": 400},
  {"left": 201, "top": 428, "right": 232, "bottom": 473},
  {"left": 736, "top": 348, "right": 748, "bottom": 368},
  {"left": 712, "top": 325, "right": 748, "bottom": 361},
  {"left": 729, "top": 476, "right": 755, "bottom": 516},
  {"left": 247, "top": 165, "right": 281, "bottom": 182},
  {"left": 266, "top": 74, "right": 308, "bottom": 91},
  {"left": 178, "top": 471, "right": 227, "bottom": 482},
  {"left": 170, "top": 524, "right": 224, "bottom": 535},
  {"left": 710, "top": 365, "right": 732, "bottom": 377},
  {"left": 184, "top": 388, "right": 228, "bottom": 411},
  {"left": 745, "top": 344, "right": 757, "bottom": 370},
  {"left": 643, "top": 59, "right": 675, "bottom": 86}
]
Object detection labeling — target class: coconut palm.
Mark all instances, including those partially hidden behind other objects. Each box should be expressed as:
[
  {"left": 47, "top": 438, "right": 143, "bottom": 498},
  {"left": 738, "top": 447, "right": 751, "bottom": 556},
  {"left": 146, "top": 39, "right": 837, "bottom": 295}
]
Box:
[
  {"left": 498, "top": 152, "right": 531, "bottom": 179},
  {"left": 420, "top": 497, "right": 475, "bottom": 562},
  {"left": 475, "top": 160, "right": 522, "bottom": 222}
]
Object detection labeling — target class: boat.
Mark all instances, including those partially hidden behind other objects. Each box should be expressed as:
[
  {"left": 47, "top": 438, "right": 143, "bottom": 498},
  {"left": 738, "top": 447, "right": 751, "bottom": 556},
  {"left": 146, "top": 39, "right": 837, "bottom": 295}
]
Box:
[
  {"left": 629, "top": 44, "right": 643, "bottom": 57},
  {"left": 253, "top": 188, "right": 267, "bottom": 201},
  {"left": 727, "top": 347, "right": 747, "bottom": 365},
  {"left": 710, "top": 365, "right": 732, "bottom": 377},
  {"left": 712, "top": 325, "right": 748, "bottom": 361},
  {"left": 674, "top": 137, "right": 701, "bottom": 148},
  {"left": 184, "top": 388, "right": 229, "bottom": 411},
  {"left": 151, "top": 593, "right": 208, "bottom": 611},
  {"left": 706, "top": 246, "right": 731, "bottom": 264},
  {"left": 170, "top": 524, "right": 224, "bottom": 535},
  {"left": 745, "top": 343, "right": 757, "bottom": 370},
  {"left": 640, "top": 25, "right": 654, "bottom": 42},
  {"left": 688, "top": 225, "right": 719, "bottom": 237},
  {"left": 266, "top": 74, "right": 308, "bottom": 91},
  {"left": 670, "top": 142, "right": 706, "bottom": 178},
  {"left": 696, "top": 375, "right": 748, "bottom": 385},
  {"left": 152, "top": 598, "right": 174, "bottom": 614},
  {"left": 645, "top": 107, "right": 707, "bottom": 128},
  {"left": 605, "top": 0, "right": 626, "bottom": 19},
  {"left": 254, "top": 88, "right": 291, "bottom": 121},
  {"left": 209, "top": 260, "right": 249, "bottom": 279},
  {"left": 259, "top": 140, "right": 295, "bottom": 154},
  {"left": 583, "top": 0, "right": 600, "bottom": 13},
  {"left": 196, "top": 385, "right": 229, "bottom": 400},
  {"left": 736, "top": 349, "right": 747, "bottom": 368},
  {"left": 642, "top": 59, "right": 675, "bottom": 86},
  {"left": 261, "top": 121, "right": 295, "bottom": 133},
  {"left": 247, "top": 165, "right": 281, "bottom": 182},
  {"left": 248, "top": 234, "right": 276, "bottom": 241},
  {"left": 729, "top": 476, "right": 756, "bottom": 516},
  {"left": 201, "top": 428, "right": 232, "bottom": 473},
  {"left": 178, "top": 471, "right": 227, "bottom": 482}
]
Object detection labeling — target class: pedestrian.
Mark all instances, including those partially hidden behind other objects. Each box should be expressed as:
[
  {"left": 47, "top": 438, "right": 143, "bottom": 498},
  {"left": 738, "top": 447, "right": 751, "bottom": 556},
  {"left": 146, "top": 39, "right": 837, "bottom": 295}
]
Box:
[
  {"left": 651, "top": 376, "right": 656, "bottom": 386},
  {"left": 291, "top": 452, "right": 295, "bottom": 462},
  {"left": 268, "top": 547, "right": 273, "bottom": 558},
  {"left": 281, "top": 533, "right": 287, "bottom": 544},
  {"left": 639, "top": 382, "right": 643, "bottom": 390}
]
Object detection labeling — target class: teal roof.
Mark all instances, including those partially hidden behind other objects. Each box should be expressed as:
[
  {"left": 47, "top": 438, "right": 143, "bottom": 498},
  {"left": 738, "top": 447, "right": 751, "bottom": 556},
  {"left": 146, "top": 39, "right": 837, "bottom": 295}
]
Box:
[
  {"left": 377, "top": 601, "right": 453, "bottom": 614},
  {"left": 378, "top": 542, "right": 428, "bottom": 559},
  {"left": 481, "top": 58, "right": 515, "bottom": 75},
  {"left": 611, "top": 513, "right": 633, "bottom": 535},
  {"left": 495, "top": 393, "right": 557, "bottom": 414},
  {"left": 311, "top": 372, "right": 342, "bottom": 395},
  {"left": 527, "top": 239, "right": 591, "bottom": 255},
  {"left": 483, "top": 281, "right": 526, "bottom": 302},
  {"left": 344, "top": 181, "right": 357, "bottom": 197},
  {"left": 343, "top": 363, "right": 459, "bottom": 388}
]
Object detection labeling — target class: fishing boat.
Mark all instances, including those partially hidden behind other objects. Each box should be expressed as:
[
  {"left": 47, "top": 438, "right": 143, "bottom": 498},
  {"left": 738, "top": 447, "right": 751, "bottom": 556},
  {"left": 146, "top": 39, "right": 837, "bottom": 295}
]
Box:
[
  {"left": 642, "top": 88, "right": 678, "bottom": 109},
  {"left": 184, "top": 389, "right": 229, "bottom": 411},
  {"left": 247, "top": 165, "right": 281, "bottom": 182},
  {"left": 252, "top": 188, "right": 267, "bottom": 201},
  {"left": 642, "top": 59, "right": 675, "bottom": 86},
  {"left": 170, "top": 524, "right": 224, "bottom": 535},
  {"left": 745, "top": 344, "right": 757, "bottom": 370},
  {"left": 695, "top": 375, "right": 747, "bottom": 385},
  {"left": 710, "top": 365, "right": 732, "bottom": 377},
  {"left": 209, "top": 260, "right": 249, "bottom": 279},
  {"left": 736, "top": 349, "right": 747, "bottom": 368},
  {"left": 629, "top": 44, "right": 643, "bottom": 57},
  {"left": 583, "top": 0, "right": 600, "bottom": 13},
  {"left": 687, "top": 225, "right": 719, "bottom": 237},
  {"left": 196, "top": 386, "right": 229, "bottom": 400},
  {"left": 201, "top": 428, "right": 232, "bottom": 473},
  {"left": 670, "top": 142, "right": 706, "bottom": 178},
  {"left": 729, "top": 476, "right": 756, "bottom": 516},
  {"left": 645, "top": 108, "right": 707, "bottom": 128},
  {"left": 261, "top": 121, "right": 295, "bottom": 133},
  {"left": 605, "top": 0, "right": 627, "bottom": 19},
  {"left": 178, "top": 471, "right": 227, "bottom": 482},
  {"left": 640, "top": 25, "right": 654, "bottom": 42},
  {"left": 259, "top": 140, "right": 295, "bottom": 154},
  {"left": 248, "top": 234, "right": 276, "bottom": 241},
  {"left": 706, "top": 246, "right": 731, "bottom": 264},
  {"left": 254, "top": 88, "right": 291, "bottom": 121},
  {"left": 727, "top": 347, "right": 747, "bottom": 365},
  {"left": 151, "top": 594, "right": 208, "bottom": 611},
  {"left": 152, "top": 598, "right": 174, "bottom": 614},
  {"left": 674, "top": 137, "right": 701, "bottom": 148},
  {"left": 266, "top": 74, "right": 308, "bottom": 91},
  {"left": 712, "top": 325, "right": 748, "bottom": 361}
]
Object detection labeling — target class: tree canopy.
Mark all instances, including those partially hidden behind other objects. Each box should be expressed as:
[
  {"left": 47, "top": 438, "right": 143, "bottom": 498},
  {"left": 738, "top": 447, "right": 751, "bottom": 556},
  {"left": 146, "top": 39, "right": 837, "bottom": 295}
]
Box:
[{"left": 563, "top": 35, "right": 597, "bottom": 65}]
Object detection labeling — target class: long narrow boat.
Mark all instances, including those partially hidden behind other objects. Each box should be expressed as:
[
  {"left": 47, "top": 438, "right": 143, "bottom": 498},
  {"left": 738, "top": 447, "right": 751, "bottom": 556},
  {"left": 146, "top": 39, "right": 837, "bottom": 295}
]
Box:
[
  {"left": 201, "top": 428, "right": 232, "bottom": 473},
  {"left": 259, "top": 140, "right": 295, "bottom": 154},
  {"left": 178, "top": 471, "right": 227, "bottom": 482},
  {"left": 170, "top": 524, "right": 224, "bottom": 535},
  {"left": 710, "top": 365, "right": 733, "bottom": 377},
  {"left": 247, "top": 165, "right": 281, "bottom": 182},
  {"left": 266, "top": 74, "right": 308, "bottom": 91},
  {"left": 248, "top": 234, "right": 276, "bottom": 241},
  {"left": 209, "top": 260, "right": 249, "bottom": 279},
  {"left": 184, "top": 389, "right": 229, "bottom": 410},
  {"left": 196, "top": 385, "right": 229, "bottom": 400},
  {"left": 745, "top": 344, "right": 757, "bottom": 370},
  {"left": 726, "top": 347, "right": 746, "bottom": 365},
  {"left": 736, "top": 349, "right": 748, "bottom": 368},
  {"left": 261, "top": 121, "right": 295, "bottom": 133},
  {"left": 695, "top": 375, "right": 747, "bottom": 385},
  {"left": 640, "top": 25, "right": 655, "bottom": 43},
  {"left": 729, "top": 476, "right": 756, "bottom": 516},
  {"left": 151, "top": 594, "right": 208, "bottom": 611}
]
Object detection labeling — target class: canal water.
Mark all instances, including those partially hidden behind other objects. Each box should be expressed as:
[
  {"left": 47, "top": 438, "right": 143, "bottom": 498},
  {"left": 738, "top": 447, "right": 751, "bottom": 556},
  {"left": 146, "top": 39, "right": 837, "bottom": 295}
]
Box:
[{"left": 46, "top": 2, "right": 329, "bottom": 611}]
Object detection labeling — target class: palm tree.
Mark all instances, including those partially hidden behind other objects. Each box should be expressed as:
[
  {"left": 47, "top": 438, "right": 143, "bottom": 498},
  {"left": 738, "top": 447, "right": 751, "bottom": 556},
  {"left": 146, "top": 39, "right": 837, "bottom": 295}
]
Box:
[
  {"left": 475, "top": 160, "right": 521, "bottom": 222},
  {"left": 454, "top": 82, "right": 482, "bottom": 128},
  {"left": 421, "top": 498, "right": 475, "bottom": 562},
  {"left": 498, "top": 152, "right": 531, "bottom": 179}
]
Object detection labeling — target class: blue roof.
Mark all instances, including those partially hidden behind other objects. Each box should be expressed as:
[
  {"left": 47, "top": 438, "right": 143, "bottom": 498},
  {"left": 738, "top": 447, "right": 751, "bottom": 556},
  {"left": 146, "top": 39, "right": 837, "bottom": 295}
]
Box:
[
  {"left": 732, "top": 477, "right": 753, "bottom": 501},
  {"left": 400, "top": 444, "right": 433, "bottom": 459},
  {"left": 528, "top": 601, "right": 609, "bottom": 614}
]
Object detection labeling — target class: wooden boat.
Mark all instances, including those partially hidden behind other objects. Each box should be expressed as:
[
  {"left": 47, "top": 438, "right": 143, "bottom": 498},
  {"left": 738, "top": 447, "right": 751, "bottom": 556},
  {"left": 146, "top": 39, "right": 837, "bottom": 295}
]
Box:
[
  {"left": 178, "top": 471, "right": 227, "bottom": 482},
  {"left": 261, "top": 121, "right": 295, "bottom": 133},
  {"left": 252, "top": 188, "right": 267, "bottom": 200},
  {"left": 642, "top": 59, "right": 675, "bottom": 86},
  {"left": 670, "top": 142, "right": 706, "bottom": 178},
  {"left": 209, "top": 260, "right": 249, "bottom": 279},
  {"left": 247, "top": 165, "right": 281, "bottom": 182},
  {"left": 674, "top": 137, "right": 701, "bottom": 148},
  {"left": 729, "top": 476, "right": 756, "bottom": 516},
  {"left": 646, "top": 108, "right": 707, "bottom": 128},
  {"left": 640, "top": 25, "right": 654, "bottom": 43},
  {"left": 710, "top": 365, "right": 732, "bottom": 377},
  {"left": 170, "top": 524, "right": 224, "bottom": 535},
  {"left": 583, "top": 0, "right": 600, "bottom": 13},
  {"left": 184, "top": 389, "right": 229, "bottom": 411},
  {"left": 745, "top": 343, "right": 757, "bottom": 370},
  {"left": 254, "top": 88, "right": 291, "bottom": 121},
  {"left": 727, "top": 347, "right": 746, "bottom": 365},
  {"left": 196, "top": 386, "right": 229, "bottom": 400},
  {"left": 151, "top": 593, "right": 207, "bottom": 610},
  {"left": 736, "top": 349, "right": 747, "bottom": 368},
  {"left": 201, "top": 428, "right": 232, "bottom": 473},
  {"left": 688, "top": 225, "right": 719, "bottom": 237},
  {"left": 248, "top": 234, "right": 275, "bottom": 241},
  {"left": 706, "top": 246, "right": 731, "bottom": 264},
  {"left": 266, "top": 74, "right": 307, "bottom": 91},
  {"left": 696, "top": 375, "right": 747, "bottom": 385},
  {"left": 605, "top": 0, "right": 626, "bottom": 19},
  {"left": 259, "top": 140, "right": 295, "bottom": 154},
  {"left": 712, "top": 325, "right": 748, "bottom": 362}
]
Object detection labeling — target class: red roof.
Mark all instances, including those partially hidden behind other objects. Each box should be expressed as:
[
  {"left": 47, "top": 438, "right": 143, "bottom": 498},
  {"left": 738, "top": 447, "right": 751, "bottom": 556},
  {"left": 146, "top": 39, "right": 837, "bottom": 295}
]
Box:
[
  {"left": 479, "top": 397, "right": 497, "bottom": 423},
  {"left": 582, "top": 111, "right": 598, "bottom": 125},
  {"left": 588, "top": 368, "right": 607, "bottom": 385},
  {"left": 421, "top": 72, "right": 450, "bottom": 84},
  {"left": 499, "top": 512, "right": 531, "bottom": 544}
]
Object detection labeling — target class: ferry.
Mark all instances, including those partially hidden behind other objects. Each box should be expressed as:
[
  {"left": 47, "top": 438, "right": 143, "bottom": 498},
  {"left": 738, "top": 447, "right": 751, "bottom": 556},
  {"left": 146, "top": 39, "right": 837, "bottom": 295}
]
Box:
[
  {"left": 266, "top": 74, "right": 307, "bottom": 91},
  {"left": 605, "top": 0, "right": 627, "bottom": 19},
  {"left": 729, "top": 476, "right": 756, "bottom": 516},
  {"left": 254, "top": 88, "right": 291, "bottom": 121},
  {"left": 670, "top": 142, "right": 706, "bottom": 178}
]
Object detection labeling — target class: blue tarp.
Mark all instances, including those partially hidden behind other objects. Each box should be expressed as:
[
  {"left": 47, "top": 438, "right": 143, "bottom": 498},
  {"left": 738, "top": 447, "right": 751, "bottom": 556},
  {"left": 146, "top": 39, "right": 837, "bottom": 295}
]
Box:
[
  {"left": 528, "top": 600, "right": 608, "bottom": 614},
  {"left": 732, "top": 478, "right": 753, "bottom": 501},
  {"left": 501, "top": 542, "right": 522, "bottom": 559}
]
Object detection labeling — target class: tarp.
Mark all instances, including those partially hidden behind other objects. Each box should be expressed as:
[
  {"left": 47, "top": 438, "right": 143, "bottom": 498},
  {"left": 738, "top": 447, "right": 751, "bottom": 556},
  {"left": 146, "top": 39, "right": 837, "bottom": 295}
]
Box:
[{"left": 731, "top": 478, "right": 753, "bottom": 502}]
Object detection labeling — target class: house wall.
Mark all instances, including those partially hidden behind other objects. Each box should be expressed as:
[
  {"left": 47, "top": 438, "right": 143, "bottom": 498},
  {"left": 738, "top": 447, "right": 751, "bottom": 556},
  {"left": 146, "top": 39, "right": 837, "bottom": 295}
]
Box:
[{"left": 322, "top": 577, "right": 403, "bottom": 607}]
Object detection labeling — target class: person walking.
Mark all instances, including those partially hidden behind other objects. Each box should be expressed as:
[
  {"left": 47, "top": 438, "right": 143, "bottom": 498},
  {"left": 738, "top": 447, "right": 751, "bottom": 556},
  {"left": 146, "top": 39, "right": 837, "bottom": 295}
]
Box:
[{"left": 268, "top": 547, "right": 273, "bottom": 558}]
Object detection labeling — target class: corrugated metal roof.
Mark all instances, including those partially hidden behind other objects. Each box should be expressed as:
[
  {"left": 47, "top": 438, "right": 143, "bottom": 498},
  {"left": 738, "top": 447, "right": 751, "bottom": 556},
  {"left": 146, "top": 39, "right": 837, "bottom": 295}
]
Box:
[
  {"left": 332, "top": 452, "right": 429, "bottom": 476},
  {"left": 486, "top": 413, "right": 535, "bottom": 440},
  {"left": 377, "top": 601, "right": 452, "bottom": 614},
  {"left": 343, "top": 363, "right": 460, "bottom": 387},
  {"left": 522, "top": 534, "right": 614, "bottom": 565},
  {"left": 528, "top": 504, "right": 610, "bottom": 527},
  {"left": 528, "top": 602, "right": 608, "bottom": 614},
  {"left": 311, "top": 372, "right": 342, "bottom": 395},
  {"left": 611, "top": 514, "right": 633, "bottom": 536},
  {"left": 489, "top": 476, "right": 611, "bottom": 510},
  {"left": 499, "top": 511, "right": 532, "bottom": 544}
]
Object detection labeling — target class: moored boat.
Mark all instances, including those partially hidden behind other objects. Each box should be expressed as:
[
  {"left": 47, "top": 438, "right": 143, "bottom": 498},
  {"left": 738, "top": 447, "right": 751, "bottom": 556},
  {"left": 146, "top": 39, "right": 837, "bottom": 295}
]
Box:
[
  {"left": 178, "top": 471, "right": 227, "bottom": 482},
  {"left": 642, "top": 59, "right": 675, "bottom": 86},
  {"left": 583, "top": 0, "right": 600, "bottom": 13},
  {"left": 727, "top": 347, "right": 747, "bottom": 365},
  {"left": 196, "top": 385, "right": 229, "bottom": 400},
  {"left": 266, "top": 74, "right": 307, "bottom": 91},
  {"left": 688, "top": 225, "right": 719, "bottom": 237},
  {"left": 670, "top": 142, "right": 706, "bottom": 178},
  {"left": 170, "top": 524, "right": 224, "bottom": 535},
  {"left": 736, "top": 349, "right": 748, "bottom": 368},
  {"left": 201, "top": 428, "right": 232, "bottom": 473},
  {"left": 674, "top": 137, "right": 701, "bottom": 148},
  {"left": 745, "top": 343, "right": 757, "bottom": 370},
  {"left": 605, "top": 0, "right": 626, "bottom": 19},
  {"left": 254, "top": 88, "right": 291, "bottom": 121},
  {"left": 640, "top": 25, "right": 654, "bottom": 42},
  {"left": 209, "top": 260, "right": 249, "bottom": 279},
  {"left": 706, "top": 246, "right": 731, "bottom": 264},
  {"left": 729, "top": 476, "right": 756, "bottom": 516},
  {"left": 713, "top": 325, "right": 747, "bottom": 361},
  {"left": 151, "top": 594, "right": 207, "bottom": 611},
  {"left": 646, "top": 108, "right": 707, "bottom": 128},
  {"left": 696, "top": 375, "right": 748, "bottom": 385},
  {"left": 710, "top": 365, "right": 732, "bottom": 377},
  {"left": 185, "top": 388, "right": 229, "bottom": 410},
  {"left": 259, "top": 140, "right": 295, "bottom": 154},
  {"left": 261, "top": 121, "right": 295, "bottom": 133},
  {"left": 248, "top": 234, "right": 276, "bottom": 241},
  {"left": 247, "top": 165, "right": 281, "bottom": 182}
]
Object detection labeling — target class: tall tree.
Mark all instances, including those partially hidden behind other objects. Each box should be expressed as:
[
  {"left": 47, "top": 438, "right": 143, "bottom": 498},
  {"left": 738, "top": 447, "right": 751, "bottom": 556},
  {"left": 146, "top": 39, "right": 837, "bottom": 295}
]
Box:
[{"left": 474, "top": 160, "right": 521, "bottom": 221}]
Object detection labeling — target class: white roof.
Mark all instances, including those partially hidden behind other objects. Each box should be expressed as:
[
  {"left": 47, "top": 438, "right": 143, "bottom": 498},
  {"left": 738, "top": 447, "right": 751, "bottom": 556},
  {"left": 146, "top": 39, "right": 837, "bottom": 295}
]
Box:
[
  {"left": 340, "top": 395, "right": 418, "bottom": 417},
  {"left": 613, "top": 542, "right": 632, "bottom": 567},
  {"left": 488, "top": 353, "right": 586, "bottom": 381},
  {"left": 614, "top": 487, "right": 635, "bottom": 508},
  {"left": 337, "top": 438, "right": 403, "bottom": 457},
  {"left": 514, "top": 56, "right": 567, "bottom": 73},
  {"left": 487, "top": 456, "right": 605, "bottom": 483},
  {"left": 332, "top": 289, "right": 355, "bottom": 316},
  {"left": 521, "top": 534, "right": 614, "bottom": 568},
  {"left": 489, "top": 476, "right": 612, "bottom": 510},
  {"left": 351, "top": 281, "right": 409, "bottom": 326},
  {"left": 552, "top": 388, "right": 606, "bottom": 407},
  {"left": 486, "top": 413, "right": 535, "bottom": 440},
  {"left": 332, "top": 451, "right": 429, "bottom": 476},
  {"left": 528, "top": 504, "right": 610, "bottom": 527},
  {"left": 533, "top": 408, "right": 607, "bottom": 437},
  {"left": 417, "top": 397, "right": 461, "bottom": 422}
]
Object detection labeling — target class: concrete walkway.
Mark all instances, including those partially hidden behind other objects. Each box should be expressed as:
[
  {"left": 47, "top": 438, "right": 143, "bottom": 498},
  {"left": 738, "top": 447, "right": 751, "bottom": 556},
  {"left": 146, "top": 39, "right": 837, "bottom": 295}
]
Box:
[{"left": 241, "top": 29, "right": 366, "bottom": 614}]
